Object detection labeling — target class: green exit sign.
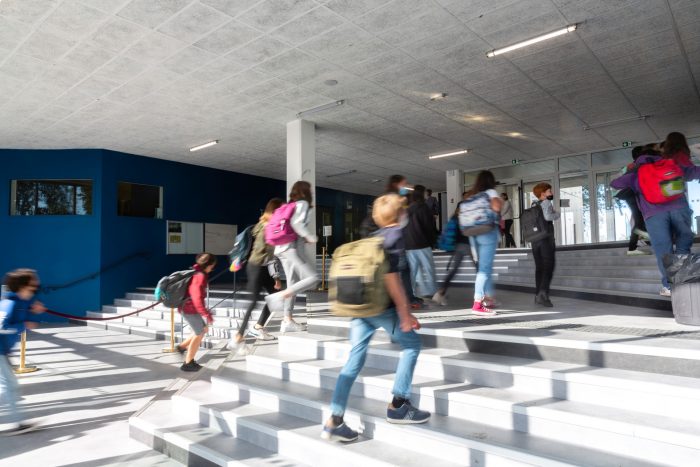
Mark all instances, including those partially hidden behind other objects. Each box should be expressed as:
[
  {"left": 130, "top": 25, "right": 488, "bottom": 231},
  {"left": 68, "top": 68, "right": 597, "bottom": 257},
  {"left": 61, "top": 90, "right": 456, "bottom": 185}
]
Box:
[
  {"left": 622, "top": 141, "right": 633, "bottom": 148},
  {"left": 512, "top": 159, "right": 520, "bottom": 165}
]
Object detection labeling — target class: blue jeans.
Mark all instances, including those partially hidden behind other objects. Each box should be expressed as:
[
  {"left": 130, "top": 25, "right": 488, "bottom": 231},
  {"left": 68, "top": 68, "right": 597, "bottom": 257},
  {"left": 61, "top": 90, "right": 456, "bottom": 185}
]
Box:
[
  {"left": 406, "top": 247, "right": 437, "bottom": 297},
  {"left": 472, "top": 228, "right": 499, "bottom": 300},
  {"left": 0, "top": 355, "right": 22, "bottom": 425},
  {"left": 645, "top": 208, "right": 695, "bottom": 288},
  {"left": 330, "top": 308, "right": 421, "bottom": 416}
]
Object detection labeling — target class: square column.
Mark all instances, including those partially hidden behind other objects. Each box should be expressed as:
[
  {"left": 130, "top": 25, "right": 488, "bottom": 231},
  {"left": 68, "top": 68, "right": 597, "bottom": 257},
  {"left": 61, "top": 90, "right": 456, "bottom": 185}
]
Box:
[
  {"left": 287, "top": 119, "right": 316, "bottom": 261},
  {"left": 446, "top": 169, "right": 464, "bottom": 217}
]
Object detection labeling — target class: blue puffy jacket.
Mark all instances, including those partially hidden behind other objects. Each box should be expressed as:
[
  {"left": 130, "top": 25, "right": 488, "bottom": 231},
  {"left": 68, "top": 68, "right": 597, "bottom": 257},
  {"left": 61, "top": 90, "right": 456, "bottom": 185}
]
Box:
[{"left": 0, "top": 292, "right": 39, "bottom": 355}]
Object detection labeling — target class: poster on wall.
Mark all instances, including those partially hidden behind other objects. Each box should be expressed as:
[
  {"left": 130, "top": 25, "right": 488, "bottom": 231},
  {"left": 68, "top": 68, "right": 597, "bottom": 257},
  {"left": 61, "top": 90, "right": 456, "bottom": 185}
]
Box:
[
  {"left": 204, "top": 223, "right": 237, "bottom": 255},
  {"left": 167, "top": 221, "right": 204, "bottom": 255}
]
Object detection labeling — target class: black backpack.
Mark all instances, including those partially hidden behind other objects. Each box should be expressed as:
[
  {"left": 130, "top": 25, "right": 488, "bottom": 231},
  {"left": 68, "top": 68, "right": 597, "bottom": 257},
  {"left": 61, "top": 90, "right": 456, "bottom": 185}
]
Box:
[
  {"left": 521, "top": 202, "right": 551, "bottom": 243},
  {"left": 154, "top": 269, "right": 198, "bottom": 308}
]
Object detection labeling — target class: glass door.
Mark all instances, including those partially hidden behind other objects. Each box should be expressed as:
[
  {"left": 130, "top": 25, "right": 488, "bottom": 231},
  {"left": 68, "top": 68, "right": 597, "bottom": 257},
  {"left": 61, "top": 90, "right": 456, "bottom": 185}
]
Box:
[
  {"left": 558, "top": 174, "right": 592, "bottom": 245},
  {"left": 595, "top": 170, "right": 631, "bottom": 242},
  {"left": 495, "top": 180, "right": 521, "bottom": 247}
]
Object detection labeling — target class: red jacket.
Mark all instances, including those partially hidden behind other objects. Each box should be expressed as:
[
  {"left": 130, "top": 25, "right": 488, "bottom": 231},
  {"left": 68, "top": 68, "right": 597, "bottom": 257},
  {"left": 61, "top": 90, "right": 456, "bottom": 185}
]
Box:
[{"left": 181, "top": 265, "right": 213, "bottom": 322}]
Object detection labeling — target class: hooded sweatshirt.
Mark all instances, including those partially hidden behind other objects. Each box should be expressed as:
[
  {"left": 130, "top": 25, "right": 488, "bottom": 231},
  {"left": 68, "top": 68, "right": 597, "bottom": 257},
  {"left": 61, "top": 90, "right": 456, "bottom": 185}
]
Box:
[{"left": 611, "top": 154, "right": 700, "bottom": 220}]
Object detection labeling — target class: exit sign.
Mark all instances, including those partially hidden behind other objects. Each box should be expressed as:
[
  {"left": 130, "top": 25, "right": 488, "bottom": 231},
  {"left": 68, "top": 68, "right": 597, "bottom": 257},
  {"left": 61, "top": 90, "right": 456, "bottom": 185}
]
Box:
[
  {"left": 512, "top": 159, "right": 520, "bottom": 165},
  {"left": 622, "top": 141, "right": 633, "bottom": 148}
]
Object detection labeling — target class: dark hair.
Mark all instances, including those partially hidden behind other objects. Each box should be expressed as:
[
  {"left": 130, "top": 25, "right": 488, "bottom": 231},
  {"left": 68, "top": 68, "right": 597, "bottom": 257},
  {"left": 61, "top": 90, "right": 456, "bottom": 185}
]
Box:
[
  {"left": 663, "top": 132, "right": 690, "bottom": 156},
  {"left": 412, "top": 184, "right": 426, "bottom": 203},
  {"left": 3, "top": 268, "right": 38, "bottom": 293},
  {"left": 426, "top": 189, "right": 433, "bottom": 195},
  {"left": 195, "top": 253, "right": 217, "bottom": 269},
  {"left": 631, "top": 146, "right": 644, "bottom": 160},
  {"left": 466, "top": 170, "right": 496, "bottom": 197},
  {"left": 642, "top": 143, "right": 661, "bottom": 156},
  {"left": 501, "top": 192, "right": 508, "bottom": 198},
  {"left": 289, "top": 180, "right": 313, "bottom": 204},
  {"left": 385, "top": 174, "right": 406, "bottom": 194}
]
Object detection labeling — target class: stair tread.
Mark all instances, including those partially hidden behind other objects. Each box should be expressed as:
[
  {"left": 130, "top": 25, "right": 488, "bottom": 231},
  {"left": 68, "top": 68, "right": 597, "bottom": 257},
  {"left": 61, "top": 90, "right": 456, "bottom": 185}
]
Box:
[{"left": 207, "top": 362, "right": 661, "bottom": 467}]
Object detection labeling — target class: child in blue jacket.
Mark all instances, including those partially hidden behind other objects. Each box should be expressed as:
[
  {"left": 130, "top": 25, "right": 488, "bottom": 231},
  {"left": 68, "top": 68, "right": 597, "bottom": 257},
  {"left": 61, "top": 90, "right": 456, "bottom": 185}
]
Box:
[{"left": 0, "top": 269, "right": 45, "bottom": 436}]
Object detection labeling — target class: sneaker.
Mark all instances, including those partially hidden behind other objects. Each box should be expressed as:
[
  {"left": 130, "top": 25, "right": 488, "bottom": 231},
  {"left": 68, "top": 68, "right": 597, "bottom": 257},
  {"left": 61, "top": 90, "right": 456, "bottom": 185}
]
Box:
[
  {"left": 482, "top": 296, "right": 500, "bottom": 308},
  {"left": 280, "top": 320, "right": 306, "bottom": 333},
  {"left": 228, "top": 341, "right": 252, "bottom": 356},
  {"left": 0, "top": 423, "right": 38, "bottom": 436},
  {"left": 386, "top": 401, "right": 431, "bottom": 425},
  {"left": 247, "top": 326, "right": 276, "bottom": 341},
  {"left": 321, "top": 422, "right": 359, "bottom": 442},
  {"left": 634, "top": 228, "right": 650, "bottom": 240},
  {"left": 626, "top": 249, "right": 649, "bottom": 256},
  {"left": 535, "top": 292, "right": 553, "bottom": 308},
  {"left": 660, "top": 287, "right": 672, "bottom": 297},
  {"left": 432, "top": 291, "right": 447, "bottom": 306},
  {"left": 410, "top": 302, "right": 422, "bottom": 310},
  {"left": 472, "top": 301, "right": 496, "bottom": 316},
  {"left": 180, "top": 360, "right": 202, "bottom": 372},
  {"left": 264, "top": 293, "right": 286, "bottom": 314}
]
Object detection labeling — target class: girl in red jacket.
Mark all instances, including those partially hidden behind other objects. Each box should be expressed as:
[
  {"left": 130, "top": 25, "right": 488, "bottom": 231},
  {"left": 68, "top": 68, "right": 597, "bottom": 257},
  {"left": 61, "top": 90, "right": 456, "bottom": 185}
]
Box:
[{"left": 177, "top": 253, "right": 216, "bottom": 372}]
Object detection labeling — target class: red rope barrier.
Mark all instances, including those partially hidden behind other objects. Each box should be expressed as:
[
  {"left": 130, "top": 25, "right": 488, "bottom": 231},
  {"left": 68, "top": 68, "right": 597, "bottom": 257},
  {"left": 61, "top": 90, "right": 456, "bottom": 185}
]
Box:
[{"left": 43, "top": 301, "right": 163, "bottom": 321}]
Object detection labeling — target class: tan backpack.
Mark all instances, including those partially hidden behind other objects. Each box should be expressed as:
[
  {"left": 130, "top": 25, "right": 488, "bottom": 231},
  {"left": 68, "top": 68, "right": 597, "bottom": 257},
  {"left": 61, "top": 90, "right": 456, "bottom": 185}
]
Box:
[{"left": 328, "top": 237, "right": 390, "bottom": 318}]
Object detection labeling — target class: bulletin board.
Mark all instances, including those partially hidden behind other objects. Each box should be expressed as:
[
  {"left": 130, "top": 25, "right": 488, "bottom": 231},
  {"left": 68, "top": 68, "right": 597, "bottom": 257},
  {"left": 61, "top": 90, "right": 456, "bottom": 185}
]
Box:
[
  {"left": 167, "top": 221, "right": 204, "bottom": 255},
  {"left": 204, "top": 223, "right": 238, "bottom": 255}
]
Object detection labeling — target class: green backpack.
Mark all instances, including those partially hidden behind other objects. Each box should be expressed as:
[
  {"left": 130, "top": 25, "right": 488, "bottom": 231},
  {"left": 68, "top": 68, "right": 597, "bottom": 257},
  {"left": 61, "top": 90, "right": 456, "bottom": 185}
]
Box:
[{"left": 329, "top": 237, "right": 390, "bottom": 318}]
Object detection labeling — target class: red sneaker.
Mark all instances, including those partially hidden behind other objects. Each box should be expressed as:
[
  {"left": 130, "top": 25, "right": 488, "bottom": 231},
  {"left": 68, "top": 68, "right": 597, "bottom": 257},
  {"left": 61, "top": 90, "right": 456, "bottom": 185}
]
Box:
[{"left": 472, "top": 301, "right": 496, "bottom": 316}]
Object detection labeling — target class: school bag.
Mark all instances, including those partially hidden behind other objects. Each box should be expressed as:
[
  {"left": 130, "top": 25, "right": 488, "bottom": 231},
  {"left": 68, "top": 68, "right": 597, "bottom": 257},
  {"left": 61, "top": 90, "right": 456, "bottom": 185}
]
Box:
[
  {"left": 521, "top": 202, "right": 551, "bottom": 243},
  {"left": 438, "top": 216, "right": 458, "bottom": 252},
  {"left": 228, "top": 225, "right": 254, "bottom": 272},
  {"left": 637, "top": 159, "right": 685, "bottom": 204},
  {"left": 328, "top": 237, "right": 389, "bottom": 318},
  {"left": 458, "top": 192, "right": 498, "bottom": 236},
  {"left": 264, "top": 202, "right": 298, "bottom": 246},
  {"left": 154, "top": 269, "right": 198, "bottom": 308}
]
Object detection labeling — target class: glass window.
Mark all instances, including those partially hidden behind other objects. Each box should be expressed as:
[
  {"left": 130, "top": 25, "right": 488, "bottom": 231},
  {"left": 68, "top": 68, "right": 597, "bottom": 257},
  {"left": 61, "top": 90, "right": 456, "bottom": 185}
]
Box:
[
  {"left": 596, "top": 171, "right": 631, "bottom": 242},
  {"left": 118, "top": 182, "right": 163, "bottom": 218},
  {"left": 10, "top": 180, "right": 92, "bottom": 216},
  {"left": 592, "top": 147, "right": 633, "bottom": 168},
  {"left": 559, "top": 154, "right": 589, "bottom": 173},
  {"left": 559, "top": 174, "right": 592, "bottom": 245}
]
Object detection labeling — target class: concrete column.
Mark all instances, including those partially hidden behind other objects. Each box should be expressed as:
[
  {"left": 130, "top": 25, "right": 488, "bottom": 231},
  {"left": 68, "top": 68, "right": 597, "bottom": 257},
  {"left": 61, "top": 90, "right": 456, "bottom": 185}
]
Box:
[
  {"left": 287, "top": 119, "right": 316, "bottom": 261},
  {"left": 446, "top": 169, "right": 464, "bottom": 217}
]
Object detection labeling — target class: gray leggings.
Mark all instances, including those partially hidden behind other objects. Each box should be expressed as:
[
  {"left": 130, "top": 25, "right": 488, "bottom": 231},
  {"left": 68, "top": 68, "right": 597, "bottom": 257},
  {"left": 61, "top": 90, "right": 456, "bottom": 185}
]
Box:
[{"left": 277, "top": 245, "right": 319, "bottom": 318}]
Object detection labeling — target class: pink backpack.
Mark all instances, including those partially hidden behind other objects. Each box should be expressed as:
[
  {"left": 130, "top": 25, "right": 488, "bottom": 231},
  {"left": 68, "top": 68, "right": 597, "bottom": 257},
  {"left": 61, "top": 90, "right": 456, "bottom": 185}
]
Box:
[{"left": 264, "top": 202, "right": 298, "bottom": 246}]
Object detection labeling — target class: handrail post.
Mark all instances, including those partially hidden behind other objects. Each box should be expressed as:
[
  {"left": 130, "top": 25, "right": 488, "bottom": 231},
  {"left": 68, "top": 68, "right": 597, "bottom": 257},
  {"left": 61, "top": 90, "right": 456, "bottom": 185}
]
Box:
[
  {"left": 13, "top": 331, "right": 39, "bottom": 374},
  {"left": 162, "top": 307, "right": 177, "bottom": 353}
]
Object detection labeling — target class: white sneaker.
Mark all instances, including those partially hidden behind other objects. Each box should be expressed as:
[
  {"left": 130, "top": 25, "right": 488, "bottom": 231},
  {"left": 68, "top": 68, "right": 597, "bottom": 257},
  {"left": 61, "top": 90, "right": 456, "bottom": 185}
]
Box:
[
  {"left": 247, "top": 326, "right": 276, "bottom": 341},
  {"left": 227, "top": 340, "right": 252, "bottom": 356},
  {"left": 626, "top": 249, "right": 649, "bottom": 256},
  {"left": 660, "top": 287, "right": 672, "bottom": 297},
  {"left": 264, "top": 293, "right": 286, "bottom": 313},
  {"left": 280, "top": 320, "right": 306, "bottom": 333},
  {"left": 634, "top": 228, "right": 650, "bottom": 240},
  {"left": 432, "top": 291, "right": 447, "bottom": 306}
]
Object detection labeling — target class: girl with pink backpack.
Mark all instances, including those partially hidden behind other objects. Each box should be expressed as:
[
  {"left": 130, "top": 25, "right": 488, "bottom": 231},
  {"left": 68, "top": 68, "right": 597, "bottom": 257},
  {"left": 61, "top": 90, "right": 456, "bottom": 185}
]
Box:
[{"left": 264, "top": 181, "right": 319, "bottom": 332}]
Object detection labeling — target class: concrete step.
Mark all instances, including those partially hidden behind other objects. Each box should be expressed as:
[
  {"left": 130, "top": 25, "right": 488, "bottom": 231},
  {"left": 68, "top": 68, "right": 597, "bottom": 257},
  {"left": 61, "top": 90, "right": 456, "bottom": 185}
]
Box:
[
  {"left": 275, "top": 334, "right": 700, "bottom": 421},
  {"left": 241, "top": 347, "right": 700, "bottom": 465},
  {"left": 174, "top": 379, "right": 463, "bottom": 467},
  {"left": 503, "top": 265, "right": 661, "bottom": 279},
  {"left": 496, "top": 274, "right": 661, "bottom": 295},
  {"left": 205, "top": 362, "right": 661, "bottom": 467},
  {"left": 130, "top": 398, "right": 307, "bottom": 466}
]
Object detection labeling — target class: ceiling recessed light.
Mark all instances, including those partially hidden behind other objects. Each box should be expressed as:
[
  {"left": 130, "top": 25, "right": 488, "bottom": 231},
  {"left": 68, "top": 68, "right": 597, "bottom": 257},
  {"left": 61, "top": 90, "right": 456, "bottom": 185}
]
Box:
[
  {"left": 428, "top": 149, "right": 469, "bottom": 160},
  {"left": 324, "top": 79, "right": 338, "bottom": 86},
  {"left": 508, "top": 132, "right": 523, "bottom": 137},
  {"left": 430, "top": 92, "right": 448, "bottom": 101},
  {"left": 189, "top": 140, "right": 218, "bottom": 152},
  {"left": 486, "top": 24, "right": 578, "bottom": 58}
]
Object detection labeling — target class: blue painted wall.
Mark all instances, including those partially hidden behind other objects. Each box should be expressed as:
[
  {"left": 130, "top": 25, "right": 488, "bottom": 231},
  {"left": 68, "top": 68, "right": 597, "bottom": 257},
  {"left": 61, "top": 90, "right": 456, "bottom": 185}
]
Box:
[{"left": 1, "top": 149, "right": 373, "bottom": 320}]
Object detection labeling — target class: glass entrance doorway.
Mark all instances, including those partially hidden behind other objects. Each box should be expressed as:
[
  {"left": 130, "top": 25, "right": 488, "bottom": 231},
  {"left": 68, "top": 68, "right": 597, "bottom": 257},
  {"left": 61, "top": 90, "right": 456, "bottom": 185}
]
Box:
[
  {"left": 559, "top": 174, "right": 592, "bottom": 245},
  {"left": 596, "top": 170, "right": 631, "bottom": 242},
  {"left": 496, "top": 178, "right": 554, "bottom": 247}
]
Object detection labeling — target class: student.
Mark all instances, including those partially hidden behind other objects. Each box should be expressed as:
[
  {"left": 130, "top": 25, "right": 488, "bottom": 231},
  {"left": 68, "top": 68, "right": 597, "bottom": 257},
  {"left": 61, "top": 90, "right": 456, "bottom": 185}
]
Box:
[
  {"left": 177, "top": 253, "right": 216, "bottom": 372},
  {"left": 433, "top": 207, "right": 474, "bottom": 306},
  {"left": 612, "top": 146, "right": 700, "bottom": 296},
  {"left": 615, "top": 146, "right": 650, "bottom": 256},
  {"left": 425, "top": 188, "right": 440, "bottom": 227},
  {"left": 404, "top": 185, "right": 438, "bottom": 303},
  {"left": 322, "top": 194, "right": 429, "bottom": 442},
  {"left": 228, "top": 198, "right": 284, "bottom": 355},
  {"left": 501, "top": 193, "right": 515, "bottom": 248},
  {"left": 530, "top": 183, "right": 560, "bottom": 307},
  {"left": 265, "top": 181, "right": 319, "bottom": 332},
  {"left": 0, "top": 269, "right": 45, "bottom": 435},
  {"left": 663, "top": 132, "right": 694, "bottom": 167},
  {"left": 463, "top": 171, "right": 502, "bottom": 315}
]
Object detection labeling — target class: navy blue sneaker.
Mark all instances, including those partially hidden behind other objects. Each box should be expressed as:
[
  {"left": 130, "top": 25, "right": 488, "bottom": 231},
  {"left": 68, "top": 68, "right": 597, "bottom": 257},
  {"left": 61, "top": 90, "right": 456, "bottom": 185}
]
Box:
[
  {"left": 321, "top": 422, "right": 359, "bottom": 442},
  {"left": 387, "top": 401, "right": 430, "bottom": 424}
]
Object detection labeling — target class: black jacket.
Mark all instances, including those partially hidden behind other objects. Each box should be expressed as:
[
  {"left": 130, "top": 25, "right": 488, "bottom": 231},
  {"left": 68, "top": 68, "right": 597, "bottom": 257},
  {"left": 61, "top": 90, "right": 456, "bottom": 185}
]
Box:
[{"left": 404, "top": 201, "right": 437, "bottom": 250}]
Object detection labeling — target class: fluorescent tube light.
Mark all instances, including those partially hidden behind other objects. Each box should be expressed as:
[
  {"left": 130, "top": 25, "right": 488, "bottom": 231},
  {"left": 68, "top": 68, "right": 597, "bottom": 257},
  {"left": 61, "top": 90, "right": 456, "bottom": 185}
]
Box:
[
  {"left": 428, "top": 149, "right": 468, "bottom": 160},
  {"left": 486, "top": 24, "right": 577, "bottom": 58},
  {"left": 297, "top": 100, "right": 345, "bottom": 118},
  {"left": 583, "top": 115, "right": 650, "bottom": 131},
  {"left": 189, "top": 140, "right": 218, "bottom": 152}
]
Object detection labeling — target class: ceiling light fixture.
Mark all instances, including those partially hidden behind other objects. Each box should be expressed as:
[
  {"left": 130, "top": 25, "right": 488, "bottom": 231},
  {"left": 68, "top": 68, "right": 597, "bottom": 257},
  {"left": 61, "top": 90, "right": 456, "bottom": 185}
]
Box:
[
  {"left": 486, "top": 24, "right": 578, "bottom": 58},
  {"left": 297, "top": 100, "right": 345, "bottom": 119},
  {"left": 430, "top": 92, "right": 448, "bottom": 101},
  {"left": 189, "top": 140, "right": 218, "bottom": 152},
  {"left": 508, "top": 132, "right": 523, "bottom": 137},
  {"left": 326, "top": 169, "right": 357, "bottom": 178},
  {"left": 428, "top": 149, "right": 469, "bottom": 160},
  {"left": 583, "top": 114, "right": 650, "bottom": 131}
]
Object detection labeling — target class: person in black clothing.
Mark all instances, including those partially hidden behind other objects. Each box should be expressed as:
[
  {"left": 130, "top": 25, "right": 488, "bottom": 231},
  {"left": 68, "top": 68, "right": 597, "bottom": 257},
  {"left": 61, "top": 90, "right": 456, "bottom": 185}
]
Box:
[
  {"left": 616, "top": 146, "right": 650, "bottom": 256},
  {"left": 531, "top": 182, "right": 559, "bottom": 307},
  {"left": 432, "top": 208, "right": 475, "bottom": 306},
  {"left": 404, "top": 185, "right": 438, "bottom": 303}
]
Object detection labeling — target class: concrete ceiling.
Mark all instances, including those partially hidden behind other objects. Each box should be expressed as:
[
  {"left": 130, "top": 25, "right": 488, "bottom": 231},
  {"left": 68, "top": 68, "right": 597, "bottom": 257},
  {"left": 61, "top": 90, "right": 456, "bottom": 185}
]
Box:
[{"left": 1, "top": 0, "right": 699, "bottom": 195}]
